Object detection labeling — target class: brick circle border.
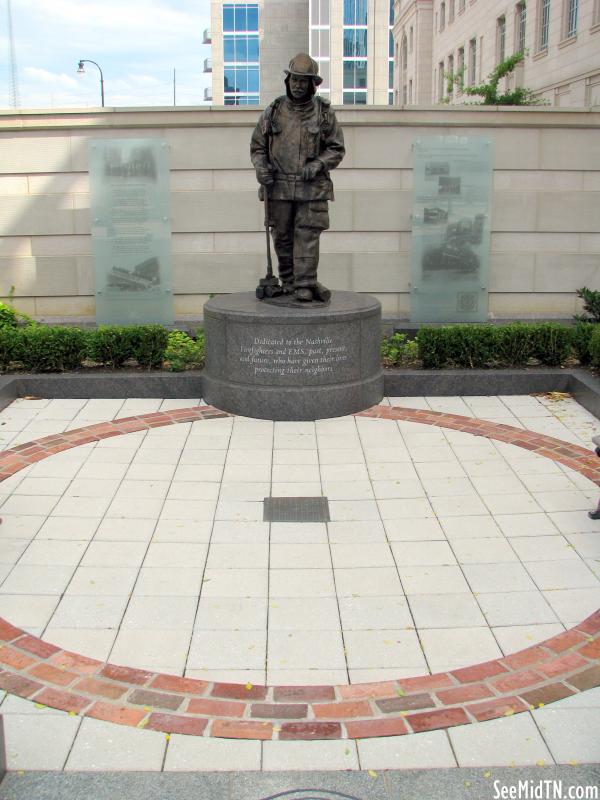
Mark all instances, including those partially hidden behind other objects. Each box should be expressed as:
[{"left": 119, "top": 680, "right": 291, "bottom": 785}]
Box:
[{"left": 0, "top": 403, "right": 598, "bottom": 740}]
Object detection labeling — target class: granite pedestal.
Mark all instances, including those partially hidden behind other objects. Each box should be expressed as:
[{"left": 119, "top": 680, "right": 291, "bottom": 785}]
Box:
[{"left": 202, "top": 291, "right": 384, "bottom": 421}]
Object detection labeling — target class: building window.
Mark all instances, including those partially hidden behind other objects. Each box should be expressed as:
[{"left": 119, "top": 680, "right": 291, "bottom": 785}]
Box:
[
  {"left": 538, "top": 0, "right": 551, "bottom": 50},
  {"left": 497, "top": 16, "right": 506, "bottom": 62},
  {"left": 343, "top": 0, "right": 367, "bottom": 103},
  {"left": 440, "top": 2, "right": 446, "bottom": 30},
  {"left": 468, "top": 38, "right": 477, "bottom": 85},
  {"left": 310, "top": 0, "right": 331, "bottom": 94},
  {"left": 408, "top": 79, "right": 413, "bottom": 103},
  {"left": 447, "top": 53, "right": 454, "bottom": 96},
  {"left": 223, "top": 3, "right": 260, "bottom": 105},
  {"left": 457, "top": 46, "right": 465, "bottom": 87},
  {"left": 401, "top": 34, "right": 408, "bottom": 71},
  {"left": 516, "top": 2, "right": 527, "bottom": 52},
  {"left": 390, "top": 0, "right": 395, "bottom": 24},
  {"left": 449, "top": 0, "right": 455, "bottom": 22},
  {"left": 563, "top": 0, "right": 578, "bottom": 37},
  {"left": 438, "top": 61, "right": 445, "bottom": 100}
]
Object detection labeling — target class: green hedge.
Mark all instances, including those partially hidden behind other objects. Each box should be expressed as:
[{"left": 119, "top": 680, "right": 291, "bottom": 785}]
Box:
[{"left": 590, "top": 325, "right": 600, "bottom": 370}]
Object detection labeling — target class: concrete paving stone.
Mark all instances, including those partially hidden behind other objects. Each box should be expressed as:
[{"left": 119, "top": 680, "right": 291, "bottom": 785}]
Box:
[
  {"left": 4, "top": 713, "right": 81, "bottom": 770},
  {"left": 267, "top": 629, "right": 346, "bottom": 670},
  {"left": 450, "top": 538, "right": 519, "bottom": 564},
  {"left": 318, "top": 434, "right": 362, "bottom": 451},
  {"left": 478, "top": 591, "right": 559, "bottom": 626},
  {"left": 519, "top": 473, "right": 582, "bottom": 493},
  {"left": 42, "top": 627, "right": 117, "bottom": 661},
  {"left": 494, "top": 513, "right": 560, "bottom": 537},
  {"left": 214, "top": 500, "right": 263, "bottom": 522},
  {"left": 551, "top": 686, "right": 600, "bottom": 709},
  {"left": 34, "top": 516, "right": 101, "bottom": 542},
  {"left": 13, "top": 476, "right": 72, "bottom": 496},
  {"left": 114, "top": 480, "right": 170, "bottom": 500},
  {"left": 65, "top": 718, "right": 167, "bottom": 771},
  {"left": 160, "top": 498, "right": 217, "bottom": 520},
  {"left": 448, "top": 713, "right": 554, "bottom": 767},
  {"left": 224, "top": 450, "right": 272, "bottom": 466},
  {"left": 1, "top": 495, "right": 59, "bottom": 516},
  {"left": 378, "top": 498, "right": 436, "bottom": 520},
  {"left": 399, "top": 565, "right": 471, "bottom": 594},
  {"left": 408, "top": 593, "right": 487, "bottom": 628},
  {"left": 438, "top": 515, "right": 503, "bottom": 540},
  {"left": 48, "top": 594, "right": 129, "bottom": 629},
  {"left": 335, "top": 567, "right": 404, "bottom": 597},
  {"left": 178, "top": 450, "right": 227, "bottom": 467},
  {"left": 262, "top": 740, "right": 360, "bottom": 771},
  {"left": 80, "top": 541, "right": 147, "bottom": 568},
  {"left": 532, "top": 708, "right": 600, "bottom": 764},
  {"left": 109, "top": 629, "right": 192, "bottom": 673},
  {"left": 76, "top": 462, "right": 129, "bottom": 480},
  {"left": 267, "top": 668, "right": 348, "bottom": 685},
  {"left": 338, "top": 595, "right": 413, "bottom": 630},
  {"left": 371, "top": 479, "right": 425, "bottom": 499},
  {"left": 322, "top": 480, "right": 374, "bottom": 500},
  {"left": 0, "top": 593, "right": 58, "bottom": 627},
  {"left": 269, "top": 544, "right": 331, "bottom": 570},
  {"left": 320, "top": 463, "right": 369, "bottom": 482},
  {"left": 0, "top": 514, "right": 44, "bottom": 540},
  {"left": 218, "top": 482, "right": 270, "bottom": 502},
  {"left": 164, "top": 733, "right": 262, "bottom": 771},
  {"left": 409, "top": 445, "right": 456, "bottom": 463},
  {"left": 533, "top": 491, "right": 592, "bottom": 513},
  {"left": 492, "top": 623, "right": 566, "bottom": 655},
  {"left": 0, "top": 539, "right": 33, "bottom": 564},
  {"left": 343, "top": 628, "right": 427, "bottom": 669},
  {"left": 328, "top": 500, "right": 381, "bottom": 521},
  {"left": 143, "top": 542, "right": 209, "bottom": 569},
  {"left": 368, "top": 462, "right": 420, "bottom": 480},
  {"left": 273, "top": 434, "right": 316, "bottom": 451},
  {"left": 133, "top": 567, "right": 204, "bottom": 597},
  {"left": 420, "top": 627, "right": 503, "bottom": 670},
  {"left": 188, "top": 629, "right": 267, "bottom": 670},
  {"left": 200, "top": 568, "right": 268, "bottom": 598},
  {"left": 159, "top": 399, "right": 201, "bottom": 410},
  {"left": 391, "top": 540, "right": 456, "bottom": 566},
  {"left": 93, "top": 517, "right": 157, "bottom": 542},
  {"left": 331, "top": 543, "right": 395, "bottom": 569},
  {"left": 130, "top": 448, "right": 182, "bottom": 465},
  {"left": 357, "top": 729, "right": 457, "bottom": 769},
  {"left": 271, "top": 482, "right": 323, "bottom": 498},
  {"left": 65, "top": 478, "right": 121, "bottom": 499},
  {"left": 52, "top": 496, "right": 112, "bottom": 518},
  {"left": 85, "top": 447, "right": 137, "bottom": 464},
  {"left": 211, "top": 521, "right": 270, "bottom": 544},
  {"left": 268, "top": 597, "right": 341, "bottom": 630},
  {"left": 65, "top": 566, "right": 139, "bottom": 596},
  {"left": 462, "top": 562, "right": 538, "bottom": 593},
  {"left": 509, "top": 535, "right": 579, "bottom": 562},
  {"left": 121, "top": 596, "right": 199, "bottom": 630},
  {"left": 94, "top": 432, "right": 144, "bottom": 449},
  {"left": 462, "top": 459, "right": 516, "bottom": 478},
  {"left": 0, "top": 564, "right": 76, "bottom": 595},
  {"left": 479, "top": 493, "right": 542, "bottom": 515},
  {"left": 172, "top": 464, "right": 223, "bottom": 483},
  {"left": 549, "top": 511, "right": 600, "bottom": 534},
  {"left": 389, "top": 396, "right": 430, "bottom": 409},
  {"left": 273, "top": 448, "right": 320, "bottom": 464},
  {"left": 107, "top": 496, "right": 165, "bottom": 519},
  {"left": 421, "top": 477, "right": 477, "bottom": 498},
  {"left": 269, "top": 568, "right": 336, "bottom": 598},
  {"left": 384, "top": 517, "right": 446, "bottom": 542},
  {"left": 194, "top": 597, "right": 268, "bottom": 630},
  {"left": 524, "top": 559, "right": 600, "bottom": 590},
  {"left": 270, "top": 522, "right": 328, "bottom": 544},
  {"left": 542, "top": 587, "right": 600, "bottom": 625}
]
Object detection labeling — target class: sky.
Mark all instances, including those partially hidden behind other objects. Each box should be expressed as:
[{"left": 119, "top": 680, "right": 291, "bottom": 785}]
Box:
[{"left": 0, "top": 0, "right": 213, "bottom": 109}]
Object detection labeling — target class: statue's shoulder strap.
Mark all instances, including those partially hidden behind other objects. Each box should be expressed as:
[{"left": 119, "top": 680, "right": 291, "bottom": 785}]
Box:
[
  {"left": 261, "top": 96, "right": 285, "bottom": 135},
  {"left": 316, "top": 95, "right": 332, "bottom": 135}
]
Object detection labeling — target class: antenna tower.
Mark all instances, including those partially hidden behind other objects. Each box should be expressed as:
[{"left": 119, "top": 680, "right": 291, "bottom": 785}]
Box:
[{"left": 7, "top": 0, "right": 20, "bottom": 107}]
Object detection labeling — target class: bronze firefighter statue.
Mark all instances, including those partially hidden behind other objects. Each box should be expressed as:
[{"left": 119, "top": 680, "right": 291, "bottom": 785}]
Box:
[{"left": 250, "top": 53, "right": 345, "bottom": 303}]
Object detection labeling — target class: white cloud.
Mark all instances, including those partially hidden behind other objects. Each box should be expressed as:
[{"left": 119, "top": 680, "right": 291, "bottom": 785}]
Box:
[{"left": 24, "top": 67, "right": 78, "bottom": 87}]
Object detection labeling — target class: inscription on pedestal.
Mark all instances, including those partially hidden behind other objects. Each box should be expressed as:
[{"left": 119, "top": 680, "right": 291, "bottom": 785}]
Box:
[{"left": 228, "top": 323, "right": 359, "bottom": 386}]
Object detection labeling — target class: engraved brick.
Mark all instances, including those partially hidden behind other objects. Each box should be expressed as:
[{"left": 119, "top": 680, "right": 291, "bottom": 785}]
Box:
[
  {"left": 337, "top": 681, "right": 397, "bottom": 700},
  {"left": 74, "top": 677, "right": 127, "bottom": 700},
  {"left": 451, "top": 661, "right": 508, "bottom": 684},
  {"left": 14, "top": 635, "right": 60, "bottom": 659},
  {"left": 274, "top": 685, "right": 335, "bottom": 702},
  {"left": 313, "top": 700, "right": 371, "bottom": 719},
  {"left": 29, "top": 663, "right": 77, "bottom": 687},
  {"left": 536, "top": 653, "right": 588, "bottom": 679},
  {"left": 467, "top": 696, "right": 529, "bottom": 722},
  {"left": 128, "top": 688, "right": 183, "bottom": 711},
  {"left": 100, "top": 664, "right": 153, "bottom": 685},
  {"left": 520, "top": 683, "right": 575, "bottom": 707},
  {"left": 0, "top": 646, "right": 35, "bottom": 670},
  {"left": 408, "top": 707, "right": 469, "bottom": 732},
  {"left": 251, "top": 703, "right": 308, "bottom": 719},
  {"left": 0, "top": 672, "right": 43, "bottom": 697},
  {"left": 376, "top": 693, "right": 434, "bottom": 713},
  {"left": 279, "top": 722, "right": 342, "bottom": 740},
  {"left": 86, "top": 701, "right": 146, "bottom": 726},
  {"left": 146, "top": 713, "right": 208, "bottom": 735},
  {"left": 211, "top": 719, "right": 273, "bottom": 740},
  {"left": 436, "top": 683, "right": 493, "bottom": 705},
  {"left": 568, "top": 665, "right": 600, "bottom": 692},
  {"left": 211, "top": 682, "right": 268, "bottom": 701},
  {"left": 187, "top": 698, "right": 246, "bottom": 717},
  {"left": 35, "top": 687, "right": 90, "bottom": 714},
  {"left": 150, "top": 674, "right": 209, "bottom": 695},
  {"left": 346, "top": 717, "right": 408, "bottom": 738},
  {"left": 491, "top": 669, "right": 542, "bottom": 693}
]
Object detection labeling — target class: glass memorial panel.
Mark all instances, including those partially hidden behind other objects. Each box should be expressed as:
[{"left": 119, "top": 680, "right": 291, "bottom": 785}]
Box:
[
  {"left": 410, "top": 137, "right": 493, "bottom": 323},
  {"left": 90, "top": 138, "right": 174, "bottom": 326}
]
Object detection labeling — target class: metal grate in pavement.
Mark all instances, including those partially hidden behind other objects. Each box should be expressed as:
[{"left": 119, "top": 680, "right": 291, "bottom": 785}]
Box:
[{"left": 263, "top": 496, "right": 330, "bottom": 523}]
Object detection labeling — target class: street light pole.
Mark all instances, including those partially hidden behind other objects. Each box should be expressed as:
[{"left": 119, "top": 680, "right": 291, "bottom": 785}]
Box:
[{"left": 77, "top": 59, "right": 105, "bottom": 107}]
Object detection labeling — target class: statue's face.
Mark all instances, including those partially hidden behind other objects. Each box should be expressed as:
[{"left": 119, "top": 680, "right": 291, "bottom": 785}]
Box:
[{"left": 289, "top": 74, "right": 311, "bottom": 100}]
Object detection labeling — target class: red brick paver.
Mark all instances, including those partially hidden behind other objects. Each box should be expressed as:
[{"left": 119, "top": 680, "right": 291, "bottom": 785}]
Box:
[{"left": 0, "top": 403, "right": 597, "bottom": 740}]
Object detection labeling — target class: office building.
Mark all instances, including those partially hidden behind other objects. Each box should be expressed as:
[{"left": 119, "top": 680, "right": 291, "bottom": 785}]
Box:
[{"left": 393, "top": 0, "right": 600, "bottom": 107}]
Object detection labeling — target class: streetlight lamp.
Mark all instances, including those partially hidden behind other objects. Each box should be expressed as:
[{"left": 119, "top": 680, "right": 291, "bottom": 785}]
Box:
[{"left": 77, "top": 59, "right": 105, "bottom": 107}]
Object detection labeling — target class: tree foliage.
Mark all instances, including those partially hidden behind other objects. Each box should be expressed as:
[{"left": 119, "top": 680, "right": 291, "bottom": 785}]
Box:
[{"left": 447, "top": 52, "right": 546, "bottom": 106}]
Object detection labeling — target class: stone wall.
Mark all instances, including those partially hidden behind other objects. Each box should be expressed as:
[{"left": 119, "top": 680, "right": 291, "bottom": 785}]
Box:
[{"left": 0, "top": 105, "right": 599, "bottom": 321}]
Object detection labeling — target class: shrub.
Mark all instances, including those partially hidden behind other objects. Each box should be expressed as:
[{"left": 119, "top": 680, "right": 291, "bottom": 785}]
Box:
[
  {"left": 0, "top": 326, "right": 23, "bottom": 371},
  {"left": 416, "top": 327, "right": 449, "bottom": 369},
  {"left": 571, "top": 321, "right": 596, "bottom": 365},
  {"left": 590, "top": 325, "right": 600, "bottom": 370},
  {"left": 132, "top": 325, "right": 169, "bottom": 369},
  {"left": 381, "top": 333, "right": 419, "bottom": 368},
  {"left": 87, "top": 326, "right": 137, "bottom": 368},
  {"left": 445, "top": 324, "right": 497, "bottom": 368},
  {"left": 0, "top": 302, "right": 18, "bottom": 329},
  {"left": 575, "top": 287, "right": 600, "bottom": 324},
  {"left": 19, "top": 326, "right": 87, "bottom": 372},
  {"left": 530, "top": 322, "right": 572, "bottom": 367},
  {"left": 496, "top": 323, "right": 535, "bottom": 367},
  {"left": 164, "top": 330, "right": 205, "bottom": 372}
]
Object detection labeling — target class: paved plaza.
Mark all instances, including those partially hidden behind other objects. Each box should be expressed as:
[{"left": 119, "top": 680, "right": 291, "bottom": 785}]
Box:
[{"left": 0, "top": 393, "right": 598, "bottom": 773}]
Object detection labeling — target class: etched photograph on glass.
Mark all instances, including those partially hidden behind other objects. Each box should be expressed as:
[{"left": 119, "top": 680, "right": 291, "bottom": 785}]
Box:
[
  {"left": 410, "top": 137, "right": 493, "bottom": 323},
  {"left": 90, "top": 138, "right": 174, "bottom": 325}
]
